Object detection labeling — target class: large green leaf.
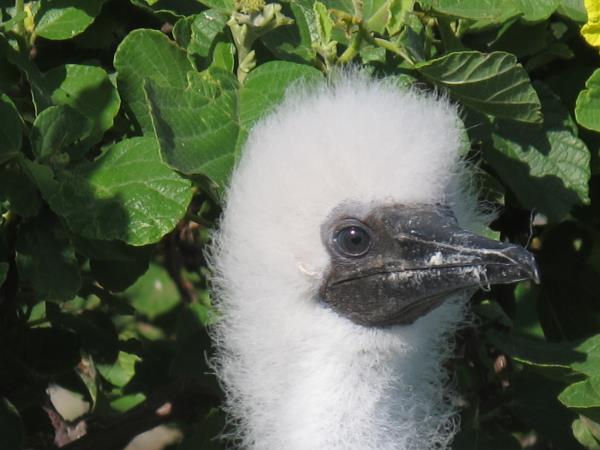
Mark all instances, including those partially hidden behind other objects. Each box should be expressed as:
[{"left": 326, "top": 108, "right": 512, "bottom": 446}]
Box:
[
  {"left": 35, "top": 0, "right": 107, "bottom": 40},
  {"left": 145, "top": 72, "right": 238, "bottom": 189},
  {"left": 556, "top": 0, "right": 587, "bottom": 22},
  {"left": 417, "top": 51, "right": 542, "bottom": 123},
  {"left": 147, "top": 61, "right": 323, "bottom": 190},
  {"left": 559, "top": 376, "right": 600, "bottom": 409},
  {"left": 188, "top": 9, "right": 228, "bottom": 58},
  {"left": 490, "top": 326, "right": 600, "bottom": 379},
  {"left": 576, "top": 69, "right": 600, "bottom": 133},
  {"left": 44, "top": 64, "right": 121, "bottom": 139},
  {"left": 513, "top": 0, "right": 560, "bottom": 22},
  {"left": 26, "top": 137, "right": 192, "bottom": 246},
  {"left": 97, "top": 351, "right": 140, "bottom": 387},
  {"left": 125, "top": 263, "right": 180, "bottom": 319},
  {"left": 30, "top": 105, "right": 94, "bottom": 162},
  {"left": 573, "top": 418, "right": 600, "bottom": 450},
  {"left": 114, "top": 29, "right": 193, "bottom": 132},
  {"left": 261, "top": 0, "right": 317, "bottom": 63},
  {"left": 487, "top": 83, "right": 590, "bottom": 221},
  {"left": 0, "top": 94, "right": 22, "bottom": 164},
  {"left": 16, "top": 215, "right": 81, "bottom": 301},
  {"left": 426, "top": 0, "right": 520, "bottom": 23}
]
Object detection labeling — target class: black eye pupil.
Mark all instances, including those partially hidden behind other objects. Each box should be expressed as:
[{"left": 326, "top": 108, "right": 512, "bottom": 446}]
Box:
[{"left": 335, "top": 225, "right": 371, "bottom": 257}]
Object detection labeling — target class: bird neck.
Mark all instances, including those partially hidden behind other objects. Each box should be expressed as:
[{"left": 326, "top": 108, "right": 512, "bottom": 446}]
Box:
[{"left": 217, "top": 295, "right": 466, "bottom": 450}]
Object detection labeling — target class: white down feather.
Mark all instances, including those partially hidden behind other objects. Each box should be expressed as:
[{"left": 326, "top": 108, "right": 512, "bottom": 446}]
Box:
[{"left": 209, "top": 72, "right": 487, "bottom": 450}]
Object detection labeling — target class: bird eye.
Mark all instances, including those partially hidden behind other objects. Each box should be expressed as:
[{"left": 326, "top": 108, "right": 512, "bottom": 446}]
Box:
[{"left": 334, "top": 225, "right": 372, "bottom": 257}]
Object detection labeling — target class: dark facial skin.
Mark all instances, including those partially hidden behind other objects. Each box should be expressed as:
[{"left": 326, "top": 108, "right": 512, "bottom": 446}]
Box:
[{"left": 319, "top": 204, "right": 540, "bottom": 327}]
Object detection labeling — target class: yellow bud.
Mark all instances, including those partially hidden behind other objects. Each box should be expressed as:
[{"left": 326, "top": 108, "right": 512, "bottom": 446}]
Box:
[{"left": 24, "top": 3, "right": 35, "bottom": 34}]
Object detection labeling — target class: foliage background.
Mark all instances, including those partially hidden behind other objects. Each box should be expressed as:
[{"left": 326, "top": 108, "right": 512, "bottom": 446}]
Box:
[{"left": 1, "top": 0, "right": 600, "bottom": 448}]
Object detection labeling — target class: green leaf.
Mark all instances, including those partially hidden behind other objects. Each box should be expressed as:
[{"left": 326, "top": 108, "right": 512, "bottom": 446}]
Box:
[
  {"left": 0, "top": 398, "right": 24, "bottom": 450},
  {"left": 364, "top": 0, "right": 392, "bottom": 33},
  {"left": 30, "top": 105, "right": 94, "bottom": 162},
  {"left": 97, "top": 351, "right": 140, "bottom": 387},
  {"left": 210, "top": 41, "right": 236, "bottom": 72},
  {"left": 147, "top": 61, "right": 323, "bottom": 190},
  {"left": 145, "top": 75, "right": 238, "bottom": 189},
  {"left": 573, "top": 418, "right": 600, "bottom": 450},
  {"left": 114, "top": 29, "right": 193, "bottom": 132},
  {"left": 0, "top": 164, "right": 41, "bottom": 218},
  {"left": 28, "top": 137, "right": 193, "bottom": 246},
  {"left": 576, "top": 69, "right": 600, "bottom": 133},
  {"left": 556, "top": 0, "right": 587, "bottom": 22},
  {"left": 188, "top": 9, "right": 228, "bottom": 58},
  {"left": 488, "top": 83, "right": 591, "bottom": 222},
  {"left": 396, "top": 12, "right": 428, "bottom": 62},
  {"left": 16, "top": 215, "right": 81, "bottom": 301},
  {"left": 238, "top": 61, "right": 323, "bottom": 136},
  {"left": 559, "top": 376, "right": 600, "bottom": 409},
  {"left": 314, "top": 1, "right": 333, "bottom": 43},
  {"left": 44, "top": 64, "right": 121, "bottom": 139},
  {"left": 514, "top": 283, "right": 545, "bottom": 339},
  {"left": 427, "top": 0, "right": 520, "bottom": 23},
  {"left": 35, "top": 0, "right": 107, "bottom": 40},
  {"left": 0, "top": 93, "right": 23, "bottom": 164},
  {"left": 513, "top": 0, "right": 560, "bottom": 22},
  {"left": 261, "top": 1, "right": 317, "bottom": 63},
  {"left": 111, "top": 393, "right": 146, "bottom": 412},
  {"left": 417, "top": 51, "right": 542, "bottom": 123},
  {"left": 173, "top": 15, "right": 193, "bottom": 49},
  {"left": 360, "top": 43, "right": 387, "bottom": 63},
  {"left": 571, "top": 335, "right": 600, "bottom": 377},
  {"left": 125, "top": 263, "right": 180, "bottom": 319},
  {"left": 487, "top": 331, "right": 577, "bottom": 372},
  {"left": 387, "top": 0, "right": 414, "bottom": 35}
]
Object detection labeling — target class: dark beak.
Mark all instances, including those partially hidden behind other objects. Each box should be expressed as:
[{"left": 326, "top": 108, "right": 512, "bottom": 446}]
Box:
[{"left": 321, "top": 205, "right": 540, "bottom": 327}]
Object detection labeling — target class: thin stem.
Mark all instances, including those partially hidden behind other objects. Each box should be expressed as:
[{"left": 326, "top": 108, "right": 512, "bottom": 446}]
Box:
[
  {"left": 373, "top": 37, "right": 415, "bottom": 66},
  {"left": 14, "top": 0, "right": 24, "bottom": 35},
  {"left": 338, "top": 31, "right": 362, "bottom": 64}
]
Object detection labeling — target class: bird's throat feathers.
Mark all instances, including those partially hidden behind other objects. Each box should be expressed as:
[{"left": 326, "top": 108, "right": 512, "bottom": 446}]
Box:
[{"left": 212, "top": 290, "right": 468, "bottom": 450}]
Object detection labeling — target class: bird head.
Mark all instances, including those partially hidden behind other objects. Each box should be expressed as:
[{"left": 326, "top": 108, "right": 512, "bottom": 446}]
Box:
[{"left": 213, "top": 72, "right": 539, "bottom": 330}]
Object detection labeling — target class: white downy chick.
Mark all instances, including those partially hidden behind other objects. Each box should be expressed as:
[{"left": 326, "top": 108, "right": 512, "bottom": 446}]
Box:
[{"left": 209, "top": 72, "right": 538, "bottom": 450}]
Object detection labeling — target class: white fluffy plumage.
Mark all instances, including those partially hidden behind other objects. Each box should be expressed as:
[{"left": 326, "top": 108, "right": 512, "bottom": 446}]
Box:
[{"left": 209, "top": 72, "right": 488, "bottom": 450}]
